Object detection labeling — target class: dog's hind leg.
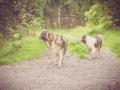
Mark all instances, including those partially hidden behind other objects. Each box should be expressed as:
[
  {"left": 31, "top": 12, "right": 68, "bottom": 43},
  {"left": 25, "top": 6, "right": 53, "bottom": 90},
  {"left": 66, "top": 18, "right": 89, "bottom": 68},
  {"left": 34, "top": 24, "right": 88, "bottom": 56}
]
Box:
[
  {"left": 98, "top": 47, "right": 101, "bottom": 57},
  {"left": 89, "top": 49, "right": 96, "bottom": 59},
  {"left": 62, "top": 58, "right": 64, "bottom": 64},
  {"left": 88, "top": 49, "right": 92, "bottom": 59}
]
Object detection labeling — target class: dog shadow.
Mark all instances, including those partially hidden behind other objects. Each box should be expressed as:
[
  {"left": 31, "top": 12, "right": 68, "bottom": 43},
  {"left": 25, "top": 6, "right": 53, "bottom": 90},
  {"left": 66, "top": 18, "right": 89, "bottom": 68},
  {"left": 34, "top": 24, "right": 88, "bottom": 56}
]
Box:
[{"left": 84, "top": 55, "right": 103, "bottom": 61}]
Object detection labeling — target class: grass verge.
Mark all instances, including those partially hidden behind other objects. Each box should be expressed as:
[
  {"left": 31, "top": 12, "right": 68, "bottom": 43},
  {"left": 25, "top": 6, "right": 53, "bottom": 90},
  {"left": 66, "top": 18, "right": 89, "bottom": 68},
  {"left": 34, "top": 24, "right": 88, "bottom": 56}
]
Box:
[
  {"left": 0, "top": 34, "right": 46, "bottom": 66},
  {"left": 67, "top": 39, "right": 88, "bottom": 58}
]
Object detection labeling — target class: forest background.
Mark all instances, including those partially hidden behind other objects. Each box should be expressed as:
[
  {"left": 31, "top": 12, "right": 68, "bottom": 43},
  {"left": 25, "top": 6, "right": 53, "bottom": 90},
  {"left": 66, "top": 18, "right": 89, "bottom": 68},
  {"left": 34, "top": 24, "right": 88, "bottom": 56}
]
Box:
[{"left": 0, "top": 0, "right": 120, "bottom": 65}]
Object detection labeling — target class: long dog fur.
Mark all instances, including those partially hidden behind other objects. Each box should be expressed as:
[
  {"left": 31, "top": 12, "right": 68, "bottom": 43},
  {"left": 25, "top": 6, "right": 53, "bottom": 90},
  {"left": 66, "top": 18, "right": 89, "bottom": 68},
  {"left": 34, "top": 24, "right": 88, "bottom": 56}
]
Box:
[
  {"left": 39, "top": 30, "right": 54, "bottom": 48},
  {"left": 81, "top": 34, "right": 103, "bottom": 59},
  {"left": 52, "top": 35, "right": 67, "bottom": 67}
]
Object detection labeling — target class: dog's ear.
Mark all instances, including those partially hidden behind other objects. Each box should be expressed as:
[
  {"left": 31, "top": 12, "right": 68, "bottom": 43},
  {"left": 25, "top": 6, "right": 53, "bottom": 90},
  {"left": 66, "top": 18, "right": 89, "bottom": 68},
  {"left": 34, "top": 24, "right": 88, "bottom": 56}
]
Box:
[
  {"left": 82, "top": 35, "right": 86, "bottom": 39},
  {"left": 82, "top": 35, "right": 87, "bottom": 44},
  {"left": 48, "top": 32, "right": 50, "bottom": 37}
]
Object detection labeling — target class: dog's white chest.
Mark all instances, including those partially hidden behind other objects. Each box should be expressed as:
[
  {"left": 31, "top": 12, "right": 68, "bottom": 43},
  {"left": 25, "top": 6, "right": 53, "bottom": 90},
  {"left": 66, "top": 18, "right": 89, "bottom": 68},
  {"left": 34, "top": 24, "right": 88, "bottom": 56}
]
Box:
[{"left": 54, "top": 46, "right": 63, "bottom": 54}]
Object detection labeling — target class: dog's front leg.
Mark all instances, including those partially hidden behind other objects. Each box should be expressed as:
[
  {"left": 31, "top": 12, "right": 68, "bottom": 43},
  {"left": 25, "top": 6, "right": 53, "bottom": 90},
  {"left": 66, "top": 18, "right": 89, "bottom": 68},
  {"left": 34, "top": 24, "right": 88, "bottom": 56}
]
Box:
[
  {"left": 89, "top": 52, "right": 92, "bottom": 59},
  {"left": 58, "top": 53, "right": 63, "bottom": 68},
  {"left": 56, "top": 54, "right": 59, "bottom": 63},
  {"left": 46, "top": 41, "right": 50, "bottom": 48},
  {"left": 88, "top": 50, "right": 92, "bottom": 59},
  {"left": 89, "top": 49, "right": 96, "bottom": 59}
]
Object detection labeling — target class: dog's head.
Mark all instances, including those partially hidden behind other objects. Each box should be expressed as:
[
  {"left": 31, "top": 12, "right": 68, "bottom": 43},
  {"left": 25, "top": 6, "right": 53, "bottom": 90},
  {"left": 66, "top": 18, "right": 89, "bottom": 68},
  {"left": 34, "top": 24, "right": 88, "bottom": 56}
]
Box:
[
  {"left": 81, "top": 34, "right": 87, "bottom": 44},
  {"left": 47, "top": 32, "right": 55, "bottom": 45},
  {"left": 48, "top": 32, "right": 54, "bottom": 41},
  {"left": 54, "top": 35, "right": 65, "bottom": 46}
]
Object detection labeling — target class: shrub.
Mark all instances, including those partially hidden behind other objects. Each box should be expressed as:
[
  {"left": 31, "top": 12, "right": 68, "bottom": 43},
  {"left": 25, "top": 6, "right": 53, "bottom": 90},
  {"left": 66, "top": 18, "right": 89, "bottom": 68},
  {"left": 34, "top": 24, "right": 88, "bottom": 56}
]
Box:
[{"left": 85, "top": 3, "right": 113, "bottom": 30}]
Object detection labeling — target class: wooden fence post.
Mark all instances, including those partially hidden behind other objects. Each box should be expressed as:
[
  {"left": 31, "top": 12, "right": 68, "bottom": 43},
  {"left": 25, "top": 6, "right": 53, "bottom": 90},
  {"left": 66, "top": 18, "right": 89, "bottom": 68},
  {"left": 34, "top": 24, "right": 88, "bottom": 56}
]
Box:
[{"left": 58, "top": 8, "right": 60, "bottom": 28}]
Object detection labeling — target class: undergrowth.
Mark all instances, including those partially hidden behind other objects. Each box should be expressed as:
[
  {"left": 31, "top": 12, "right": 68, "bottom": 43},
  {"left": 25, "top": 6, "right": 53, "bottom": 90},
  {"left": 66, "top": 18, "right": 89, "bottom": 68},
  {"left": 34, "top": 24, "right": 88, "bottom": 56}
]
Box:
[
  {"left": 0, "top": 28, "right": 47, "bottom": 65},
  {"left": 67, "top": 39, "right": 88, "bottom": 58}
]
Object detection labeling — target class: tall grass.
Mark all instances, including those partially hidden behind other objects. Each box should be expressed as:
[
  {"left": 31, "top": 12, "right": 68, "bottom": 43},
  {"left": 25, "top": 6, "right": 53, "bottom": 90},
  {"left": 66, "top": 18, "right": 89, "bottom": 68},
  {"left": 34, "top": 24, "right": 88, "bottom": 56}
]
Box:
[
  {"left": 103, "top": 30, "right": 120, "bottom": 57},
  {"left": 0, "top": 27, "right": 47, "bottom": 65},
  {"left": 68, "top": 26, "right": 92, "bottom": 38},
  {"left": 67, "top": 40, "right": 88, "bottom": 58}
]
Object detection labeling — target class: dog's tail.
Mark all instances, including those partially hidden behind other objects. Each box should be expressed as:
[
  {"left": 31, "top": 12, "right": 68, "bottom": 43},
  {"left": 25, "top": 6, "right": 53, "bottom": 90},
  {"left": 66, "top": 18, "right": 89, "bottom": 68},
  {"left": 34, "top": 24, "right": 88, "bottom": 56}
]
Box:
[
  {"left": 97, "top": 34, "right": 104, "bottom": 41},
  {"left": 63, "top": 38, "right": 67, "bottom": 56},
  {"left": 96, "top": 34, "right": 104, "bottom": 48}
]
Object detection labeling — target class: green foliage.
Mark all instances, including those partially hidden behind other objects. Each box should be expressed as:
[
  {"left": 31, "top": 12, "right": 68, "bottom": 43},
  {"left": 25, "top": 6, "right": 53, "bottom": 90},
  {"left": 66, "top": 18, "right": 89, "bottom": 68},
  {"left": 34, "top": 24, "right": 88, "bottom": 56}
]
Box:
[
  {"left": 67, "top": 40, "right": 88, "bottom": 59},
  {"left": 0, "top": 0, "right": 45, "bottom": 38},
  {"left": 0, "top": 0, "right": 93, "bottom": 37},
  {"left": 85, "top": 4, "right": 113, "bottom": 29},
  {"left": 93, "top": 0, "right": 120, "bottom": 26},
  {"left": 68, "top": 26, "right": 92, "bottom": 38},
  {"left": 0, "top": 36, "right": 46, "bottom": 65},
  {"left": 60, "top": 0, "right": 92, "bottom": 17},
  {"left": 0, "top": 33, "right": 5, "bottom": 48},
  {"left": 103, "top": 30, "right": 120, "bottom": 57},
  {"left": 12, "top": 34, "right": 20, "bottom": 41}
]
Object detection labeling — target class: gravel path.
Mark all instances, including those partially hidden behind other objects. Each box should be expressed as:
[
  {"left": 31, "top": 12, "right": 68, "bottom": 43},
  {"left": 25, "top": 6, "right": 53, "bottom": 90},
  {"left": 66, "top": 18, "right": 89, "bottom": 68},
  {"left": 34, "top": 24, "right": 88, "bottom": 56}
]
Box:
[{"left": 0, "top": 35, "right": 120, "bottom": 90}]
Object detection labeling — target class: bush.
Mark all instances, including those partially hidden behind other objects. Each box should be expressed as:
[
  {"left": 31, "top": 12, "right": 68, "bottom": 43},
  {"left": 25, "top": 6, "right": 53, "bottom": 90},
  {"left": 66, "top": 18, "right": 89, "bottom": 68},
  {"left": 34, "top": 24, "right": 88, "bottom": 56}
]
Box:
[{"left": 85, "top": 4, "right": 113, "bottom": 30}]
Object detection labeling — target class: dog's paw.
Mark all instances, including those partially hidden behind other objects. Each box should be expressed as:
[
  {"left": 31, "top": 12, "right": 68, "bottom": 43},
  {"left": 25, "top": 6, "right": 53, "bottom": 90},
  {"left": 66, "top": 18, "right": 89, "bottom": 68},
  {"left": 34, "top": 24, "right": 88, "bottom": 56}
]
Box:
[
  {"left": 89, "top": 57, "right": 92, "bottom": 59},
  {"left": 58, "top": 65, "right": 61, "bottom": 68},
  {"left": 98, "top": 55, "right": 101, "bottom": 57},
  {"left": 58, "top": 64, "right": 61, "bottom": 68}
]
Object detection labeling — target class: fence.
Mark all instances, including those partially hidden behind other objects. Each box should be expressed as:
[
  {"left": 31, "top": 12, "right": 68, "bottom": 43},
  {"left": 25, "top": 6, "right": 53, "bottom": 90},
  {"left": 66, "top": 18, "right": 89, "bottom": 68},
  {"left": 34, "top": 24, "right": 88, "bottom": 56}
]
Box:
[
  {"left": 44, "top": 8, "right": 86, "bottom": 28},
  {"left": 60, "top": 14, "right": 86, "bottom": 28}
]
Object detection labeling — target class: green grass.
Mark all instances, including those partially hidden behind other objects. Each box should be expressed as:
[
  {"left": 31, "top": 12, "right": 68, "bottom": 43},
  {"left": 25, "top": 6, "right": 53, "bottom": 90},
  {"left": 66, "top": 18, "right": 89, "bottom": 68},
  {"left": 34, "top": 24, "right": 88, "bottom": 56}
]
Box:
[
  {"left": 103, "top": 30, "right": 120, "bottom": 57},
  {"left": 64, "top": 25, "right": 120, "bottom": 59},
  {"left": 0, "top": 25, "right": 120, "bottom": 65},
  {"left": 68, "top": 26, "right": 92, "bottom": 38},
  {"left": 67, "top": 39, "right": 88, "bottom": 59},
  {"left": 0, "top": 33, "right": 47, "bottom": 65}
]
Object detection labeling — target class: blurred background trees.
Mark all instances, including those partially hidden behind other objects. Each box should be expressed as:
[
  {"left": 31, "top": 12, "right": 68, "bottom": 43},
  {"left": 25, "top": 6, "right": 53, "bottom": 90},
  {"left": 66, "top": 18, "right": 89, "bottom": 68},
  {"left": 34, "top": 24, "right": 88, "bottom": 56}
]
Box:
[
  {"left": 0, "top": 0, "right": 120, "bottom": 40},
  {"left": 85, "top": 0, "right": 120, "bottom": 30}
]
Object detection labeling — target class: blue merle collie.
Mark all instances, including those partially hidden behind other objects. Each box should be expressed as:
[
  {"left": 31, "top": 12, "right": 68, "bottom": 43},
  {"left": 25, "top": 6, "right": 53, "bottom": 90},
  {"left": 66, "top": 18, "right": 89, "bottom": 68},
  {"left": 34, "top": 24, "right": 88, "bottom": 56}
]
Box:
[
  {"left": 39, "top": 30, "right": 54, "bottom": 48},
  {"left": 81, "top": 34, "right": 103, "bottom": 59},
  {"left": 52, "top": 35, "right": 67, "bottom": 67}
]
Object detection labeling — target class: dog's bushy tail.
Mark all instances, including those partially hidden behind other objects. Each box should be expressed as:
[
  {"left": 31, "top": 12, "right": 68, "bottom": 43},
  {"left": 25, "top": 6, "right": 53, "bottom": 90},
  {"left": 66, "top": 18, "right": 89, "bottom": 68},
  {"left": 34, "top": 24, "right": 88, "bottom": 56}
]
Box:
[
  {"left": 63, "top": 38, "right": 67, "bottom": 56},
  {"left": 96, "top": 34, "right": 104, "bottom": 48},
  {"left": 97, "top": 34, "right": 104, "bottom": 41}
]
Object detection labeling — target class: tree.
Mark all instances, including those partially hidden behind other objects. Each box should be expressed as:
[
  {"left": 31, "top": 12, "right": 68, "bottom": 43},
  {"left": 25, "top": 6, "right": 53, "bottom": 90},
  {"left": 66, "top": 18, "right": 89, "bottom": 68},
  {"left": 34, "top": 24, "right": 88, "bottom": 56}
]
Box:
[
  {"left": 89, "top": 0, "right": 120, "bottom": 26},
  {"left": 0, "top": 0, "right": 94, "bottom": 38},
  {"left": 0, "top": 0, "right": 46, "bottom": 38}
]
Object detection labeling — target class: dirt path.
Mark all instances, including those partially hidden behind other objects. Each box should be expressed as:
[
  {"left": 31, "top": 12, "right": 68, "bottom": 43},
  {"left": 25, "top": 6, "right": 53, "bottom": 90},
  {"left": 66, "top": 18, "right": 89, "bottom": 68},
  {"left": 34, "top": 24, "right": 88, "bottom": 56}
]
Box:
[{"left": 0, "top": 35, "right": 120, "bottom": 90}]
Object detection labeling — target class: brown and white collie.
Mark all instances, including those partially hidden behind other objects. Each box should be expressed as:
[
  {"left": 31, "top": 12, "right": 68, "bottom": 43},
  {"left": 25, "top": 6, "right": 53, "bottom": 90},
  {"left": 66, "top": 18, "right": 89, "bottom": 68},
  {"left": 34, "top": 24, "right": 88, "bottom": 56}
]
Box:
[
  {"left": 81, "top": 34, "right": 103, "bottom": 59},
  {"left": 39, "top": 30, "right": 54, "bottom": 48},
  {"left": 52, "top": 35, "right": 67, "bottom": 67}
]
